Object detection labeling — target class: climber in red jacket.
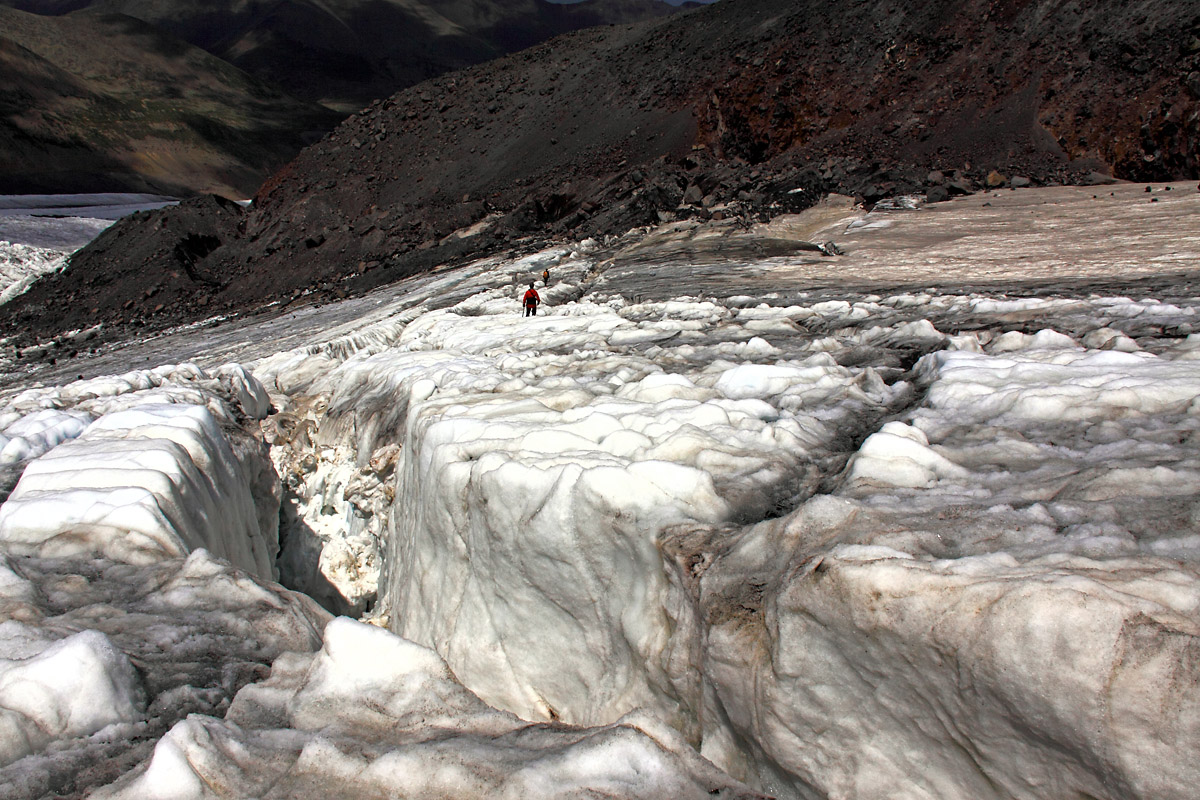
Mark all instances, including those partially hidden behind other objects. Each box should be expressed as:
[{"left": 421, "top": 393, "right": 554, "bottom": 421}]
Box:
[{"left": 523, "top": 282, "right": 540, "bottom": 317}]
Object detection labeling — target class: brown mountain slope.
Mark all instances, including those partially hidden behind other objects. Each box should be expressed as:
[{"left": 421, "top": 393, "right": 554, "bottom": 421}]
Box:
[
  {"left": 0, "top": 6, "right": 341, "bottom": 196},
  {"left": 3, "top": 0, "right": 1197, "bottom": 348},
  {"left": 4, "top": 0, "right": 688, "bottom": 112},
  {"left": 213, "top": 0, "right": 687, "bottom": 112}
]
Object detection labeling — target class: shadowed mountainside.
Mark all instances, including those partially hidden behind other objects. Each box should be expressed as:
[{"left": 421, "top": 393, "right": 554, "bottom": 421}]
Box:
[
  {"left": 0, "top": 5, "right": 341, "bottom": 197},
  {"left": 0, "top": 0, "right": 690, "bottom": 198},
  {"left": 2, "top": 0, "right": 1197, "bottom": 349},
  {"left": 2, "top": 0, "right": 690, "bottom": 113}
]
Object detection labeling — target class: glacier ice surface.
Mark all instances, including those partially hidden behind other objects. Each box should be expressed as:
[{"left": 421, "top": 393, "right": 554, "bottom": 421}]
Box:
[{"left": 0, "top": 183, "right": 1199, "bottom": 798}]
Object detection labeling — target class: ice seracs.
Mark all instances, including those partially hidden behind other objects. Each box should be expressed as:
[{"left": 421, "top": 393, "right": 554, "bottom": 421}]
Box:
[
  {"left": 266, "top": 288, "right": 904, "bottom": 726},
  {"left": 693, "top": 502, "right": 1200, "bottom": 798},
  {"left": 685, "top": 326, "right": 1200, "bottom": 797},
  {"left": 0, "top": 243, "right": 67, "bottom": 307},
  {"left": 1, "top": 184, "right": 1199, "bottom": 798},
  {"left": 844, "top": 419, "right": 969, "bottom": 489},
  {"left": 0, "top": 629, "right": 142, "bottom": 768},
  {"left": 95, "top": 617, "right": 766, "bottom": 800},
  {"left": 265, "top": 254, "right": 1200, "bottom": 798},
  {"left": 0, "top": 364, "right": 278, "bottom": 576},
  {"left": 0, "top": 550, "right": 329, "bottom": 800},
  {"left": 0, "top": 360, "right": 323, "bottom": 797}
]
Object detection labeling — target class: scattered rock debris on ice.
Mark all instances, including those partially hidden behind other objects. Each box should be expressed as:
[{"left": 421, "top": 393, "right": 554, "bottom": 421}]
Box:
[{"left": 1, "top": 185, "right": 1200, "bottom": 799}]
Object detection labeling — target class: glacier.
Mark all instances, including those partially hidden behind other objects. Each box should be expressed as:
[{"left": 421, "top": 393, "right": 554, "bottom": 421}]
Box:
[
  {"left": 0, "top": 182, "right": 1198, "bottom": 798},
  {"left": 0, "top": 194, "right": 173, "bottom": 307}
]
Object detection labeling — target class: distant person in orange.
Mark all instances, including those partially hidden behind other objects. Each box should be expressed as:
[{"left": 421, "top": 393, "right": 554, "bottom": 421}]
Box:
[
  {"left": 542, "top": 268, "right": 550, "bottom": 285},
  {"left": 523, "top": 282, "right": 540, "bottom": 316}
]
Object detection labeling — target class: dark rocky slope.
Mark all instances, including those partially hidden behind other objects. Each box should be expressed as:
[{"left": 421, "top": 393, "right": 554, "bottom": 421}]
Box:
[{"left": 3, "top": 0, "right": 1197, "bottom": 349}]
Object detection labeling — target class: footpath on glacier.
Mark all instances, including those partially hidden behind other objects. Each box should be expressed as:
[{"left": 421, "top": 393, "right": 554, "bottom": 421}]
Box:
[{"left": 0, "top": 182, "right": 1198, "bottom": 799}]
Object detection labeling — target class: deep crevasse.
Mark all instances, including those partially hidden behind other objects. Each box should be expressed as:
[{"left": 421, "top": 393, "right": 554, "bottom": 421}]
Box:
[{"left": 261, "top": 261, "right": 1200, "bottom": 799}]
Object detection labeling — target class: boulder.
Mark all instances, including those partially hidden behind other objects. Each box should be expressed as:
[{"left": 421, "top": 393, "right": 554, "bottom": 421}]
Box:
[{"left": 926, "top": 185, "right": 950, "bottom": 203}]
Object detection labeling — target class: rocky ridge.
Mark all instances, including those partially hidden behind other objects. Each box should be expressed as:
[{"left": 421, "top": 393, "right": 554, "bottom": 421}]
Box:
[{"left": 0, "top": 0, "right": 690, "bottom": 198}]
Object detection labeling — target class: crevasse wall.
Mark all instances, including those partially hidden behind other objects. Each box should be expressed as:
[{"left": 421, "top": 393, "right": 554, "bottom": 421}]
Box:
[
  {"left": 269, "top": 286, "right": 905, "bottom": 734},
  {"left": 0, "top": 363, "right": 279, "bottom": 577},
  {"left": 0, "top": 361, "right": 327, "bottom": 792}
]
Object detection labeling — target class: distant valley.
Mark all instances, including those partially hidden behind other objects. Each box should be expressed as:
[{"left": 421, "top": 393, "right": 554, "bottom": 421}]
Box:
[{"left": 0, "top": 0, "right": 690, "bottom": 196}]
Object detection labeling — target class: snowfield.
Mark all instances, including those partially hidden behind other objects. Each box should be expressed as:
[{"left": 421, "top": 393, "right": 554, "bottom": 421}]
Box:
[{"left": 0, "top": 182, "right": 1198, "bottom": 799}]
